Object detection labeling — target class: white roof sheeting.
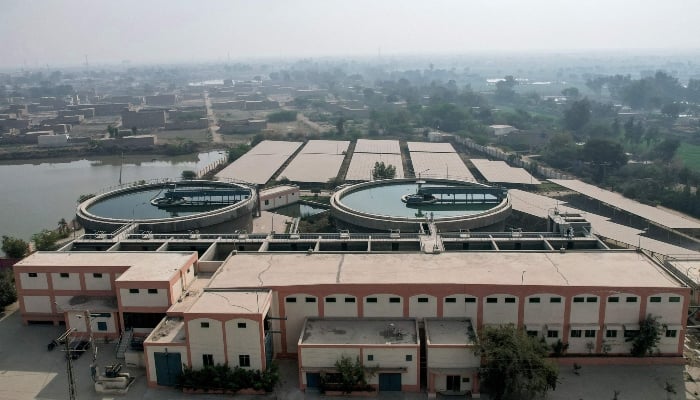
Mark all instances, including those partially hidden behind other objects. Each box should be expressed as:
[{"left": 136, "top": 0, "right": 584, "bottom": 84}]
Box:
[
  {"left": 345, "top": 153, "right": 404, "bottom": 181},
  {"left": 470, "top": 159, "right": 541, "bottom": 185},
  {"left": 279, "top": 154, "right": 346, "bottom": 183},
  {"left": 409, "top": 152, "right": 474, "bottom": 181},
  {"left": 299, "top": 140, "right": 350, "bottom": 155},
  {"left": 509, "top": 189, "right": 698, "bottom": 257},
  {"left": 550, "top": 179, "right": 700, "bottom": 230},
  {"left": 216, "top": 154, "right": 292, "bottom": 185},
  {"left": 407, "top": 142, "right": 456, "bottom": 153},
  {"left": 247, "top": 140, "right": 302, "bottom": 156},
  {"left": 354, "top": 139, "right": 401, "bottom": 154}
]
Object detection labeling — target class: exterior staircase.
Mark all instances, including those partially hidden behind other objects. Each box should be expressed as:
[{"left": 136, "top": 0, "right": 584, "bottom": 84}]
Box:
[{"left": 115, "top": 328, "right": 133, "bottom": 359}]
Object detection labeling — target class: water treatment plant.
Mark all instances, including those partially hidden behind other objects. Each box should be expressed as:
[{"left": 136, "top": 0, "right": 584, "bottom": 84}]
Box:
[{"left": 76, "top": 180, "right": 257, "bottom": 234}]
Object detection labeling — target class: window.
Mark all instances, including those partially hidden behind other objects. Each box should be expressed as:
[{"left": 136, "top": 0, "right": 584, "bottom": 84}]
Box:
[
  {"left": 305, "top": 297, "right": 316, "bottom": 303},
  {"left": 608, "top": 296, "right": 619, "bottom": 303},
  {"left": 367, "top": 354, "right": 374, "bottom": 361},
  {"left": 666, "top": 330, "right": 677, "bottom": 338},
  {"left": 550, "top": 297, "right": 561, "bottom": 303},
  {"left": 626, "top": 297, "right": 637, "bottom": 303},
  {"left": 650, "top": 297, "right": 661, "bottom": 303},
  {"left": 526, "top": 331, "right": 538, "bottom": 337},
  {"left": 201, "top": 322, "right": 210, "bottom": 328},
  {"left": 129, "top": 288, "right": 139, "bottom": 294},
  {"left": 586, "top": 297, "right": 597, "bottom": 303},
  {"left": 570, "top": 330, "right": 582, "bottom": 338},
  {"left": 445, "top": 297, "right": 456, "bottom": 303},
  {"left": 529, "top": 297, "right": 540, "bottom": 303},
  {"left": 389, "top": 297, "right": 401, "bottom": 303},
  {"left": 584, "top": 330, "right": 596, "bottom": 338},
  {"left": 505, "top": 297, "right": 516, "bottom": 303},
  {"left": 405, "top": 355, "right": 412, "bottom": 362},
  {"left": 547, "top": 330, "right": 559, "bottom": 338},
  {"left": 239, "top": 355, "right": 250, "bottom": 367},
  {"left": 573, "top": 297, "right": 584, "bottom": 303},
  {"left": 345, "top": 297, "right": 355, "bottom": 303},
  {"left": 486, "top": 298, "right": 498, "bottom": 304},
  {"left": 366, "top": 297, "right": 377, "bottom": 303},
  {"left": 92, "top": 273, "right": 103, "bottom": 278},
  {"left": 326, "top": 297, "right": 336, "bottom": 303},
  {"left": 417, "top": 297, "right": 429, "bottom": 303},
  {"left": 97, "top": 321, "right": 108, "bottom": 331},
  {"left": 60, "top": 273, "right": 69, "bottom": 278},
  {"left": 264, "top": 200, "right": 269, "bottom": 205},
  {"left": 606, "top": 330, "right": 617, "bottom": 338},
  {"left": 203, "top": 354, "right": 214, "bottom": 367},
  {"left": 624, "top": 330, "right": 639, "bottom": 338},
  {"left": 148, "top": 289, "right": 158, "bottom": 294},
  {"left": 237, "top": 322, "right": 247, "bottom": 328},
  {"left": 28, "top": 273, "right": 37, "bottom": 278},
  {"left": 285, "top": 297, "right": 296, "bottom": 303},
  {"left": 465, "top": 297, "right": 476, "bottom": 303},
  {"left": 669, "top": 297, "right": 681, "bottom": 303}
]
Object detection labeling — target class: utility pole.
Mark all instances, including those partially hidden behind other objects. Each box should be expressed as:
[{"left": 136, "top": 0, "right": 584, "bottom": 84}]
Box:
[{"left": 55, "top": 329, "right": 77, "bottom": 400}]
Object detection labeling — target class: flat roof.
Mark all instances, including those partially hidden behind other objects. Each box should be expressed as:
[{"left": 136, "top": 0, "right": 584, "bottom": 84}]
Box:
[
  {"left": 55, "top": 295, "right": 118, "bottom": 313},
  {"left": 146, "top": 317, "right": 186, "bottom": 344},
  {"left": 279, "top": 154, "right": 346, "bottom": 183},
  {"left": 354, "top": 139, "right": 401, "bottom": 154},
  {"left": 259, "top": 185, "right": 299, "bottom": 197},
  {"left": 15, "top": 252, "right": 195, "bottom": 282},
  {"left": 216, "top": 153, "right": 293, "bottom": 184},
  {"left": 409, "top": 152, "right": 474, "bottom": 181},
  {"left": 407, "top": 142, "right": 456, "bottom": 153},
  {"left": 345, "top": 152, "right": 405, "bottom": 181},
  {"left": 187, "top": 290, "right": 271, "bottom": 315},
  {"left": 300, "top": 318, "right": 418, "bottom": 345},
  {"left": 300, "top": 140, "right": 350, "bottom": 155},
  {"left": 470, "top": 159, "right": 540, "bottom": 185},
  {"left": 509, "top": 189, "right": 698, "bottom": 257},
  {"left": 549, "top": 179, "right": 700, "bottom": 230},
  {"left": 212, "top": 251, "right": 683, "bottom": 289},
  {"left": 425, "top": 318, "right": 476, "bottom": 345},
  {"left": 247, "top": 140, "right": 302, "bottom": 156}
]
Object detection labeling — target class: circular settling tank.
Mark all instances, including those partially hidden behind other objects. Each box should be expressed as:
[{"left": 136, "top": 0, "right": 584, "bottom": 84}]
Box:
[
  {"left": 76, "top": 180, "right": 256, "bottom": 233},
  {"left": 330, "top": 178, "right": 511, "bottom": 232}
]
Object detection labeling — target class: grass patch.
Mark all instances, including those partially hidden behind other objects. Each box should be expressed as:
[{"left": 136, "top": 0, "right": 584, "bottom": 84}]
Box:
[{"left": 677, "top": 142, "right": 700, "bottom": 172}]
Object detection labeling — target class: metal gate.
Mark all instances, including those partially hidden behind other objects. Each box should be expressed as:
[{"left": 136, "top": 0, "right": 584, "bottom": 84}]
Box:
[
  {"left": 306, "top": 372, "right": 321, "bottom": 388},
  {"left": 154, "top": 352, "right": 182, "bottom": 386},
  {"left": 379, "top": 373, "right": 402, "bottom": 391}
]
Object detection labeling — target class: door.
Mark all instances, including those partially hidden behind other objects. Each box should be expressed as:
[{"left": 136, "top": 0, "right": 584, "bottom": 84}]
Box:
[
  {"left": 306, "top": 373, "right": 321, "bottom": 389},
  {"left": 154, "top": 352, "right": 182, "bottom": 386},
  {"left": 264, "top": 332, "right": 274, "bottom": 367},
  {"left": 446, "top": 375, "right": 460, "bottom": 392},
  {"left": 379, "top": 373, "right": 402, "bottom": 391}
]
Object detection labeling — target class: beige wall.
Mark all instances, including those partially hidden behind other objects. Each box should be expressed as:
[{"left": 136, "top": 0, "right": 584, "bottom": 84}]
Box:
[
  {"left": 442, "top": 295, "right": 478, "bottom": 319},
  {"left": 570, "top": 294, "right": 600, "bottom": 323},
  {"left": 119, "top": 288, "right": 169, "bottom": 308},
  {"left": 427, "top": 347, "right": 479, "bottom": 369},
  {"left": 51, "top": 272, "right": 80, "bottom": 291},
  {"left": 408, "top": 295, "right": 437, "bottom": 318},
  {"left": 18, "top": 272, "right": 48, "bottom": 290},
  {"left": 646, "top": 293, "right": 684, "bottom": 324},
  {"left": 365, "top": 347, "right": 418, "bottom": 386},
  {"left": 523, "top": 293, "right": 565, "bottom": 325},
  {"left": 323, "top": 294, "right": 358, "bottom": 317},
  {"left": 482, "top": 294, "right": 518, "bottom": 325},
  {"left": 188, "top": 318, "right": 225, "bottom": 369},
  {"left": 23, "top": 295, "right": 51, "bottom": 313},
  {"left": 284, "top": 293, "right": 319, "bottom": 353},
  {"left": 84, "top": 272, "right": 111, "bottom": 291},
  {"left": 225, "top": 318, "right": 263, "bottom": 370},
  {"left": 363, "top": 294, "right": 403, "bottom": 317},
  {"left": 604, "top": 293, "right": 641, "bottom": 324}
]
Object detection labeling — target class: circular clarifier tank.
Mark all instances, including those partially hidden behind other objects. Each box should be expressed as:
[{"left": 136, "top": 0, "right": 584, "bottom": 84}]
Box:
[
  {"left": 330, "top": 178, "right": 511, "bottom": 232},
  {"left": 76, "top": 180, "right": 257, "bottom": 233}
]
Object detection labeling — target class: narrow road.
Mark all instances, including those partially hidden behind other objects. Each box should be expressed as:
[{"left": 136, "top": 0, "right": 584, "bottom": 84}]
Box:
[{"left": 204, "top": 91, "right": 223, "bottom": 144}]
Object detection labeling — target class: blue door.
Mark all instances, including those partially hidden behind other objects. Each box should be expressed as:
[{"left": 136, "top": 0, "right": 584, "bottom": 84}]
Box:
[
  {"left": 306, "top": 372, "right": 321, "bottom": 389},
  {"left": 379, "top": 373, "right": 402, "bottom": 391},
  {"left": 154, "top": 352, "right": 182, "bottom": 386}
]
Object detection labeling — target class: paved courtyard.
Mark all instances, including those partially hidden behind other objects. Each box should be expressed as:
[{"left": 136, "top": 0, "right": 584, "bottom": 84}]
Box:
[{"left": 0, "top": 305, "right": 696, "bottom": 399}]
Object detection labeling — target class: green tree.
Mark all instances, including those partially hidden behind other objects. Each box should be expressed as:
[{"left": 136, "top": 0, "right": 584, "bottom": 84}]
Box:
[
  {"left": 563, "top": 98, "right": 591, "bottom": 131},
  {"left": 31, "top": 230, "right": 61, "bottom": 251},
  {"left": 628, "top": 314, "right": 661, "bottom": 357},
  {"left": 495, "top": 75, "right": 517, "bottom": 102},
  {"left": 0, "top": 270, "right": 17, "bottom": 309},
  {"left": 561, "top": 87, "right": 580, "bottom": 99},
  {"left": 372, "top": 162, "right": 396, "bottom": 180},
  {"left": 582, "top": 139, "right": 628, "bottom": 168},
  {"left": 476, "top": 325, "right": 558, "bottom": 400},
  {"left": 651, "top": 138, "right": 681, "bottom": 163},
  {"left": 181, "top": 170, "right": 197, "bottom": 180},
  {"left": 1, "top": 236, "right": 29, "bottom": 258},
  {"left": 228, "top": 143, "right": 251, "bottom": 163},
  {"left": 335, "top": 117, "right": 346, "bottom": 136}
]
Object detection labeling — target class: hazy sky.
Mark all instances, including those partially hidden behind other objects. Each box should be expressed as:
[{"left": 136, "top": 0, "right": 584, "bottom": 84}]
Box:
[{"left": 2, "top": 0, "right": 700, "bottom": 68}]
